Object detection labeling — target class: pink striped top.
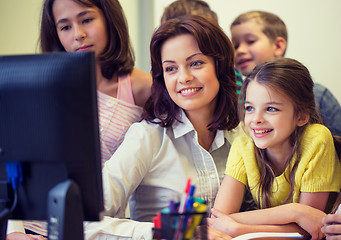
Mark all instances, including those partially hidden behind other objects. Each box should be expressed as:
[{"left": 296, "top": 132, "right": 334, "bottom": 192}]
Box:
[
  {"left": 22, "top": 74, "right": 143, "bottom": 236},
  {"left": 97, "top": 74, "right": 143, "bottom": 165}
]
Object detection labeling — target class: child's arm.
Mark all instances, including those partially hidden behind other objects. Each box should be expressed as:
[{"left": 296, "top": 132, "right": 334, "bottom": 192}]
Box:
[
  {"left": 209, "top": 187, "right": 329, "bottom": 239},
  {"left": 208, "top": 204, "right": 326, "bottom": 239},
  {"left": 299, "top": 192, "right": 330, "bottom": 211},
  {"left": 202, "top": 226, "right": 232, "bottom": 240},
  {"left": 6, "top": 232, "right": 47, "bottom": 240},
  {"left": 208, "top": 217, "right": 308, "bottom": 239},
  {"left": 6, "top": 221, "right": 46, "bottom": 240},
  {"left": 213, "top": 175, "right": 245, "bottom": 215}
]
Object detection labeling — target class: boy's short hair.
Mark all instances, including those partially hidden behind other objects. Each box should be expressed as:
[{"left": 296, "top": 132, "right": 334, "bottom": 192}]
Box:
[
  {"left": 161, "top": 0, "right": 218, "bottom": 24},
  {"left": 231, "top": 10, "right": 287, "bottom": 53}
]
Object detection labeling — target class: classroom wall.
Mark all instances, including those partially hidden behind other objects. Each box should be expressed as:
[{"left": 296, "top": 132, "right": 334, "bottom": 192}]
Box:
[
  {"left": 0, "top": 0, "right": 43, "bottom": 54},
  {"left": 0, "top": 0, "right": 138, "bottom": 55},
  {"left": 1, "top": 0, "right": 340, "bottom": 104}
]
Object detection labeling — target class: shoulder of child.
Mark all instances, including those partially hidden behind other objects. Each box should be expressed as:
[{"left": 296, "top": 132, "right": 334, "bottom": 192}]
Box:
[
  {"left": 300, "top": 124, "right": 335, "bottom": 156},
  {"left": 130, "top": 68, "right": 152, "bottom": 107},
  {"left": 225, "top": 123, "right": 248, "bottom": 144},
  {"left": 305, "top": 123, "right": 332, "bottom": 140},
  {"left": 230, "top": 129, "right": 254, "bottom": 151}
]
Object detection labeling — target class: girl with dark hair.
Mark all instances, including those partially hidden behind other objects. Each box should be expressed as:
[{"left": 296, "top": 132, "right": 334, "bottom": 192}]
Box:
[
  {"left": 40, "top": 0, "right": 152, "bottom": 161},
  {"left": 207, "top": 58, "right": 341, "bottom": 238},
  {"left": 91, "top": 15, "right": 241, "bottom": 239},
  {"left": 7, "top": 0, "right": 151, "bottom": 239}
]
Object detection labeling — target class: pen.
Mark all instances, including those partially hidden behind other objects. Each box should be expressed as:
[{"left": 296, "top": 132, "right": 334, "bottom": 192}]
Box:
[
  {"left": 153, "top": 212, "right": 161, "bottom": 229},
  {"left": 185, "top": 185, "right": 196, "bottom": 212},
  {"left": 169, "top": 199, "right": 176, "bottom": 214},
  {"left": 178, "top": 178, "right": 191, "bottom": 214},
  {"left": 174, "top": 178, "right": 191, "bottom": 240},
  {"left": 152, "top": 212, "right": 162, "bottom": 240},
  {"left": 181, "top": 185, "right": 196, "bottom": 234}
]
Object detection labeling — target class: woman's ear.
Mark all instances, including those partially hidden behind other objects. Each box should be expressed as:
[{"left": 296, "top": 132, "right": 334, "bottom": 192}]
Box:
[
  {"left": 273, "top": 37, "right": 287, "bottom": 57},
  {"left": 297, "top": 112, "right": 310, "bottom": 127}
]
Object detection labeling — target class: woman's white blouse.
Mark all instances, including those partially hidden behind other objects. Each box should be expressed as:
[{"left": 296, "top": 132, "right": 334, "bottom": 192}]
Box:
[{"left": 85, "top": 111, "right": 241, "bottom": 239}]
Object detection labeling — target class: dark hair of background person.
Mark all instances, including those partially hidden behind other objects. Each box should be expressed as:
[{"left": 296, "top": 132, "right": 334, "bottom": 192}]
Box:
[
  {"left": 143, "top": 15, "right": 239, "bottom": 132},
  {"left": 40, "top": 0, "right": 135, "bottom": 79},
  {"left": 160, "top": 0, "right": 218, "bottom": 24}
]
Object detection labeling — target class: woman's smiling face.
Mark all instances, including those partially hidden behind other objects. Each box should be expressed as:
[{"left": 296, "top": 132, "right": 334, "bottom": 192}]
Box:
[{"left": 161, "top": 33, "right": 219, "bottom": 115}]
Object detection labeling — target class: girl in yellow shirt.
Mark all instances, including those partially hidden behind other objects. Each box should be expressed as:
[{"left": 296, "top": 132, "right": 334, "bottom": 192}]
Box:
[{"left": 208, "top": 58, "right": 341, "bottom": 238}]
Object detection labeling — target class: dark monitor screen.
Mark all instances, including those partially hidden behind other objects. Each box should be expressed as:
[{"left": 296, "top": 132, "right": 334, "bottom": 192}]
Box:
[{"left": 0, "top": 52, "right": 103, "bottom": 224}]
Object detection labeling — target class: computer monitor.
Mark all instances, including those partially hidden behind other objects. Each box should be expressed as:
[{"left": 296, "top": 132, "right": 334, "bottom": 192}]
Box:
[{"left": 0, "top": 52, "right": 103, "bottom": 240}]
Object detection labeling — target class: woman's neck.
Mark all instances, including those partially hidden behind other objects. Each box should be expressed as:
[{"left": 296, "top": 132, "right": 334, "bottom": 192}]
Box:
[{"left": 185, "top": 110, "right": 216, "bottom": 151}]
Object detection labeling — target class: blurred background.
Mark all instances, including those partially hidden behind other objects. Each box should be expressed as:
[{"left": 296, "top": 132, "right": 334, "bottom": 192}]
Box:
[{"left": 1, "top": 0, "right": 340, "bottom": 103}]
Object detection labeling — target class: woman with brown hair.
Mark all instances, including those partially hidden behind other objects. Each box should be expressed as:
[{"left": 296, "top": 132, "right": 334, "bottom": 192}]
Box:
[{"left": 96, "top": 15, "right": 241, "bottom": 239}]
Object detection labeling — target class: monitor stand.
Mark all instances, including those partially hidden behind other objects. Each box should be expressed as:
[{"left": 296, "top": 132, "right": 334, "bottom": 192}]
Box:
[
  {"left": 0, "top": 163, "right": 10, "bottom": 240},
  {"left": 0, "top": 179, "right": 84, "bottom": 240},
  {"left": 0, "top": 207, "right": 10, "bottom": 240},
  {"left": 47, "top": 180, "right": 84, "bottom": 240},
  {"left": 0, "top": 209, "right": 8, "bottom": 240}
]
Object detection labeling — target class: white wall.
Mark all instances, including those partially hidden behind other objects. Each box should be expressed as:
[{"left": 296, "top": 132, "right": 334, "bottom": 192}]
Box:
[
  {"left": 0, "top": 0, "right": 43, "bottom": 54},
  {"left": 153, "top": 0, "right": 341, "bottom": 104},
  {"left": 0, "top": 0, "right": 139, "bottom": 55},
  {"left": 0, "top": 0, "right": 151, "bottom": 71}
]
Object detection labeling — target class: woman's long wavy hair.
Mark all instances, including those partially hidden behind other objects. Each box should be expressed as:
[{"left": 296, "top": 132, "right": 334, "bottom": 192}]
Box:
[
  {"left": 40, "top": 0, "right": 134, "bottom": 79},
  {"left": 239, "top": 58, "right": 323, "bottom": 208},
  {"left": 143, "top": 15, "right": 239, "bottom": 132}
]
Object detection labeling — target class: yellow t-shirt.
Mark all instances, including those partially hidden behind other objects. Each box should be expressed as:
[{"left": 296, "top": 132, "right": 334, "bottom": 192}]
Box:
[{"left": 225, "top": 124, "right": 341, "bottom": 207}]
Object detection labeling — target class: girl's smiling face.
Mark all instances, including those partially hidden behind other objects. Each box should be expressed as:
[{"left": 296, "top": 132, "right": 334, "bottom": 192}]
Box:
[
  {"left": 161, "top": 34, "right": 220, "bottom": 116},
  {"left": 244, "top": 80, "right": 304, "bottom": 153},
  {"left": 53, "top": 0, "right": 108, "bottom": 57}
]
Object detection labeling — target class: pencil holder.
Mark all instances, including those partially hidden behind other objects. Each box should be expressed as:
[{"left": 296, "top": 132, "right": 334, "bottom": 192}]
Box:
[{"left": 152, "top": 211, "right": 207, "bottom": 240}]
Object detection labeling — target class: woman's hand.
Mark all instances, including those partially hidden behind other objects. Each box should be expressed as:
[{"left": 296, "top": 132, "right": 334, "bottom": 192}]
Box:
[{"left": 322, "top": 214, "right": 341, "bottom": 240}]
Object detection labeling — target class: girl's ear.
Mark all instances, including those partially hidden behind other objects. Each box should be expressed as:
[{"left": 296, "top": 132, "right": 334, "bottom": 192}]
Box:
[
  {"left": 297, "top": 112, "right": 310, "bottom": 127},
  {"left": 273, "top": 37, "right": 287, "bottom": 58}
]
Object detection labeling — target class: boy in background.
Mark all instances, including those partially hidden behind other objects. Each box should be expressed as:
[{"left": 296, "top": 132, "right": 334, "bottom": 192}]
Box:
[{"left": 231, "top": 10, "right": 341, "bottom": 136}]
